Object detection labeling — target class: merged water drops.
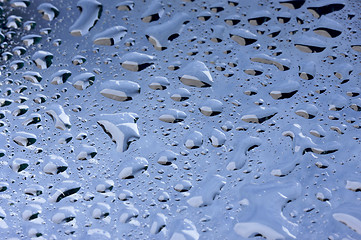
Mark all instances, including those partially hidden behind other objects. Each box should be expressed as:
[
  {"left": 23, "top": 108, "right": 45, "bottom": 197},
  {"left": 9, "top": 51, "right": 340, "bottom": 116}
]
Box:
[
  {"left": 37, "top": 3, "right": 59, "bottom": 21},
  {"left": 93, "top": 26, "right": 127, "bottom": 46},
  {"left": 69, "top": 0, "right": 102, "bottom": 36},
  {"left": 100, "top": 80, "right": 140, "bottom": 102},
  {"left": 119, "top": 52, "right": 156, "bottom": 72},
  {"left": 145, "top": 12, "right": 189, "bottom": 51},
  {"left": 179, "top": 60, "right": 213, "bottom": 87}
]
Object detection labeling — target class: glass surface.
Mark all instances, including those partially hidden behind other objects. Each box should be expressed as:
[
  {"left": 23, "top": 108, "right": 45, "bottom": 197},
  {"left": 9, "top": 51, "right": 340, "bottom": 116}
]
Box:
[{"left": 0, "top": 0, "right": 360, "bottom": 239}]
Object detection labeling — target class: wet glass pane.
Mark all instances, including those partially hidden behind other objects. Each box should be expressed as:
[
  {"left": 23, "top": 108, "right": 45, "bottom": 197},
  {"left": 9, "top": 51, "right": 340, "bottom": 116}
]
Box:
[{"left": 0, "top": 0, "right": 361, "bottom": 239}]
